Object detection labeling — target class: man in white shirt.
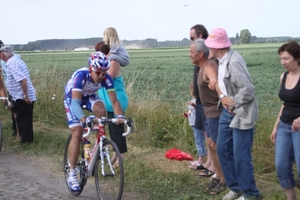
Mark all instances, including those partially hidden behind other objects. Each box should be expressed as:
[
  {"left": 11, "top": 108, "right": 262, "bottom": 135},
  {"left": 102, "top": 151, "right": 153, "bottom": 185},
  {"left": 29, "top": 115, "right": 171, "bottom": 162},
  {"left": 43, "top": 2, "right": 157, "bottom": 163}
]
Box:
[{"left": 0, "top": 45, "right": 36, "bottom": 143}]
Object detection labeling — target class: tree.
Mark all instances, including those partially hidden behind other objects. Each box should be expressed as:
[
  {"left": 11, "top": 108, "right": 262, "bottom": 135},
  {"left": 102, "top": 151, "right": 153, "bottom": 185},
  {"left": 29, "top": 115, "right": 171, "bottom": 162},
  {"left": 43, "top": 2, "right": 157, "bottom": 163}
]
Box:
[
  {"left": 235, "top": 33, "right": 239, "bottom": 44},
  {"left": 240, "top": 29, "right": 251, "bottom": 44}
]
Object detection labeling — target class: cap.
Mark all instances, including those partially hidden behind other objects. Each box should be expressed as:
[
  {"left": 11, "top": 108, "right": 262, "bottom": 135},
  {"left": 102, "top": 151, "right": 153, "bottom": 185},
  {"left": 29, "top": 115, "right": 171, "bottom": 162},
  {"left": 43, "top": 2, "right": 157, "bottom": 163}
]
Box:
[{"left": 0, "top": 45, "right": 13, "bottom": 52}]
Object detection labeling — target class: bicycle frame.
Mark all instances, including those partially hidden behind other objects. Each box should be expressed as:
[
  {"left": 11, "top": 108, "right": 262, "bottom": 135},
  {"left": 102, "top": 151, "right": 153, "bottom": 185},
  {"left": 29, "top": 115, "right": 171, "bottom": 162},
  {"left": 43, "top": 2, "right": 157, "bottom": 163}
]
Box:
[{"left": 82, "top": 117, "right": 132, "bottom": 178}]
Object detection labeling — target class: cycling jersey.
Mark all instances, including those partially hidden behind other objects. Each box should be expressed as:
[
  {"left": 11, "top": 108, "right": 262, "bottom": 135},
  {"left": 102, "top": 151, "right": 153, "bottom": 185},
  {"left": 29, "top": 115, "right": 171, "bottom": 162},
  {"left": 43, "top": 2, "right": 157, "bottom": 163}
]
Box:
[{"left": 64, "top": 67, "right": 115, "bottom": 97}]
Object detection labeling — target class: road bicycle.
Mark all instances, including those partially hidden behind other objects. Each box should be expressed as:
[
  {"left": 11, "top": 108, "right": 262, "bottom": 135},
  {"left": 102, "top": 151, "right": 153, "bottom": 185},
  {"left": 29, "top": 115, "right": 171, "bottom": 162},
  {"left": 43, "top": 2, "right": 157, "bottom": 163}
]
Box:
[{"left": 63, "top": 115, "right": 133, "bottom": 200}]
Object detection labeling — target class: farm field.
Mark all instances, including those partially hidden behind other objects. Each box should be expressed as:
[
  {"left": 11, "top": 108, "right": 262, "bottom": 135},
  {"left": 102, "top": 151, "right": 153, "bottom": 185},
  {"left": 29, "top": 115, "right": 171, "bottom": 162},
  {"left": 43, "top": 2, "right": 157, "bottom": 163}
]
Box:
[
  {"left": 19, "top": 43, "right": 284, "bottom": 117},
  {"left": 2, "top": 43, "right": 292, "bottom": 199}
]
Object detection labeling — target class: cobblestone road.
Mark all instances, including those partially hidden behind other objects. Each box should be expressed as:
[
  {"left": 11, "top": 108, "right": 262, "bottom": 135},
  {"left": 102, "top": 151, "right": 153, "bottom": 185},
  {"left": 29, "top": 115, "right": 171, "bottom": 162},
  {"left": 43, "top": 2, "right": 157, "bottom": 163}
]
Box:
[{"left": 0, "top": 152, "right": 136, "bottom": 200}]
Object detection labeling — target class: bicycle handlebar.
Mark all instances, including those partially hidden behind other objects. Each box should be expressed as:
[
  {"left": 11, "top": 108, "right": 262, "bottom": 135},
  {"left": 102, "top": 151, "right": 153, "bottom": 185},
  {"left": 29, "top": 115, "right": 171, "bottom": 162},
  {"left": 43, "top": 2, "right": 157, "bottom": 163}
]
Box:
[{"left": 82, "top": 116, "right": 134, "bottom": 138}]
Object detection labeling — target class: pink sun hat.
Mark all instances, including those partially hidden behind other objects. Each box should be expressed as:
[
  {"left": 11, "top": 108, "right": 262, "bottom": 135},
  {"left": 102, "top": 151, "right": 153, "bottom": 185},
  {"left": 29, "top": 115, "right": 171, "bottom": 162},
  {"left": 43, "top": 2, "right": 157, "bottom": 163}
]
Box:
[{"left": 205, "top": 28, "right": 231, "bottom": 49}]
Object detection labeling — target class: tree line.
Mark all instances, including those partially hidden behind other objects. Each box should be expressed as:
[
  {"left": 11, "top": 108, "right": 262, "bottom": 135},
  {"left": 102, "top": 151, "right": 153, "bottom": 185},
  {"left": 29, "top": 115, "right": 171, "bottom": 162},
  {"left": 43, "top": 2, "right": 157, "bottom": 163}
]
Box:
[{"left": 12, "top": 29, "right": 300, "bottom": 51}]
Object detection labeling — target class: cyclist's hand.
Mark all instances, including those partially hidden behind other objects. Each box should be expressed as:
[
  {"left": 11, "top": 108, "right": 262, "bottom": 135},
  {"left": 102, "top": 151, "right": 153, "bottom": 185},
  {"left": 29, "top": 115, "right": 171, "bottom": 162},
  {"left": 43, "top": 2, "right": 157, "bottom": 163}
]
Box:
[
  {"left": 85, "top": 115, "right": 95, "bottom": 128},
  {"left": 116, "top": 115, "right": 125, "bottom": 124}
]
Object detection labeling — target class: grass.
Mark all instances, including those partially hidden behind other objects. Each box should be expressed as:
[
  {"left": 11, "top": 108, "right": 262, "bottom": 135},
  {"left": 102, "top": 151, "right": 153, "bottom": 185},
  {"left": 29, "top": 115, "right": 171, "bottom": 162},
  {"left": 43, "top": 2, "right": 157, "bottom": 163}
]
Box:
[{"left": 1, "top": 43, "right": 298, "bottom": 199}]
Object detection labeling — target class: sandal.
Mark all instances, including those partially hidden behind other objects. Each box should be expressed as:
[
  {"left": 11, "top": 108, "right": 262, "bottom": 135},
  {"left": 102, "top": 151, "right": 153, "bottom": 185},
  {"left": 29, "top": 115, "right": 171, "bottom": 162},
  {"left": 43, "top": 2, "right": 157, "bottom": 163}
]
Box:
[
  {"left": 199, "top": 169, "right": 215, "bottom": 177},
  {"left": 189, "top": 161, "right": 207, "bottom": 171},
  {"left": 188, "top": 161, "right": 199, "bottom": 168},
  {"left": 194, "top": 165, "right": 207, "bottom": 171},
  {"left": 209, "top": 182, "right": 226, "bottom": 195},
  {"left": 206, "top": 178, "right": 220, "bottom": 191}
]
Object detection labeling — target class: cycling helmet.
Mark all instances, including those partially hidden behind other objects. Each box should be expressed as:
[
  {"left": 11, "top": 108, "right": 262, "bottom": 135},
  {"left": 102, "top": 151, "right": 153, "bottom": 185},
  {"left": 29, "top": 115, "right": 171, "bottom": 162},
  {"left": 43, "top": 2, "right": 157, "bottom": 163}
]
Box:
[{"left": 88, "top": 51, "right": 110, "bottom": 71}]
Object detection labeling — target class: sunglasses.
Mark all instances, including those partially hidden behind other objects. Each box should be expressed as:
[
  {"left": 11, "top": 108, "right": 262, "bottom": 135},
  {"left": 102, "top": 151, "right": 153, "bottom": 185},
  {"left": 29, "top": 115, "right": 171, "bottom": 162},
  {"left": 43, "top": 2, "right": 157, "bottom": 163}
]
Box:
[{"left": 93, "top": 71, "right": 106, "bottom": 76}]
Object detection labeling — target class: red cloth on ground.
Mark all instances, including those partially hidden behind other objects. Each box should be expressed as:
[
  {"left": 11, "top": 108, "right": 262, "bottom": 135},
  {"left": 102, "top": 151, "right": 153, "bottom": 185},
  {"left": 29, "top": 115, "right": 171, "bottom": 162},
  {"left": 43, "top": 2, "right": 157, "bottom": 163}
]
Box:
[{"left": 165, "top": 148, "right": 193, "bottom": 161}]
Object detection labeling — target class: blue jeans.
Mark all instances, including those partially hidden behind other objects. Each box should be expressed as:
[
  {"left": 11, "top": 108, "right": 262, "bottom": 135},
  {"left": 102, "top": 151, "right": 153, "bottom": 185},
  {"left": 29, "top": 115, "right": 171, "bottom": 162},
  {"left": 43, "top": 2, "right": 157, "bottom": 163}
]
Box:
[
  {"left": 192, "top": 127, "right": 206, "bottom": 157},
  {"left": 275, "top": 120, "right": 300, "bottom": 189},
  {"left": 217, "top": 109, "right": 260, "bottom": 198}
]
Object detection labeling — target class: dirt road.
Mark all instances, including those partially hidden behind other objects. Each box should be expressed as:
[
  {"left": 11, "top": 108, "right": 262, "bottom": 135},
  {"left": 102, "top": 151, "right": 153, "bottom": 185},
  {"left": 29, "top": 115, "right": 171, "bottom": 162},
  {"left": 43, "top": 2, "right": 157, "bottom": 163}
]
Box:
[{"left": 0, "top": 152, "right": 136, "bottom": 200}]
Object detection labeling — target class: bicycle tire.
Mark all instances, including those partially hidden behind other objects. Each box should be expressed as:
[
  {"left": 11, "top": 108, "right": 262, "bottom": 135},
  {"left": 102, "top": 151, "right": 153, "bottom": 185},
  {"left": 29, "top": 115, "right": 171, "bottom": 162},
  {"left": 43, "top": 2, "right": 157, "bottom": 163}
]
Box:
[
  {"left": 94, "top": 139, "right": 124, "bottom": 200},
  {"left": 63, "top": 134, "right": 86, "bottom": 196},
  {"left": 0, "top": 121, "right": 2, "bottom": 153}
]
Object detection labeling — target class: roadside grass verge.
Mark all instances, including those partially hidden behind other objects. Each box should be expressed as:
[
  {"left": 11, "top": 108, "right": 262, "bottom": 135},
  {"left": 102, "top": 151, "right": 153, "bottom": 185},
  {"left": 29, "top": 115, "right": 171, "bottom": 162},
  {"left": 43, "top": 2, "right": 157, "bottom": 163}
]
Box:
[{"left": 0, "top": 106, "right": 295, "bottom": 200}]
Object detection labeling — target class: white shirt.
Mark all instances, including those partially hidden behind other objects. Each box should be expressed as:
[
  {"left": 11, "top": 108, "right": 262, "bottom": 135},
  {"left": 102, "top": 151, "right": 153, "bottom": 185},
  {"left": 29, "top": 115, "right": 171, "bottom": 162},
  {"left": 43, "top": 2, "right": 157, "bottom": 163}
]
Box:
[
  {"left": 5, "top": 55, "right": 36, "bottom": 101},
  {"left": 218, "top": 52, "right": 229, "bottom": 96}
]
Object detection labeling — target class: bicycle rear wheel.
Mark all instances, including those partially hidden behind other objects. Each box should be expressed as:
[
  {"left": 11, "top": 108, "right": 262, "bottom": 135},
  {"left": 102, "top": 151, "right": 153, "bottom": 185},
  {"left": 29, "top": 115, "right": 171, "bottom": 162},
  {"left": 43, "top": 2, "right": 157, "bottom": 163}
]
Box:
[
  {"left": 63, "top": 134, "right": 86, "bottom": 196},
  {"left": 0, "top": 121, "right": 2, "bottom": 153},
  {"left": 94, "top": 139, "right": 124, "bottom": 200}
]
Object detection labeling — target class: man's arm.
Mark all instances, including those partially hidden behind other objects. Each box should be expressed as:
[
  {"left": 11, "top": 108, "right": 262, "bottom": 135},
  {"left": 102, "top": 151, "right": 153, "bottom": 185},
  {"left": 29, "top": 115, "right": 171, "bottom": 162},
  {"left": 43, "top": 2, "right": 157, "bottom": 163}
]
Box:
[
  {"left": 230, "top": 60, "right": 256, "bottom": 108},
  {"left": 204, "top": 62, "right": 218, "bottom": 91},
  {"left": 20, "top": 78, "right": 31, "bottom": 104},
  {"left": 0, "top": 77, "right": 6, "bottom": 101}
]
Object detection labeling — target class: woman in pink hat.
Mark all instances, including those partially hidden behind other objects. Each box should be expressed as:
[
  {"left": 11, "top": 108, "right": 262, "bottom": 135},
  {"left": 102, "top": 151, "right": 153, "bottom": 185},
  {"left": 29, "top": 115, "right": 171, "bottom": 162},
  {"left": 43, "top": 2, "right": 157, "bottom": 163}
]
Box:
[{"left": 205, "top": 28, "right": 260, "bottom": 200}]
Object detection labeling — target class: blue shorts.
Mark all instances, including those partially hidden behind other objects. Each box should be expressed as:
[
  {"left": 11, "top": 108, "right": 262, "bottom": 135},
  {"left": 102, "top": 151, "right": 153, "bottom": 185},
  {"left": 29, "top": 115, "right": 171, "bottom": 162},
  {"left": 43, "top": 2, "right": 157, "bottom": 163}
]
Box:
[
  {"left": 64, "top": 94, "right": 102, "bottom": 128},
  {"left": 205, "top": 118, "right": 219, "bottom": 142}
]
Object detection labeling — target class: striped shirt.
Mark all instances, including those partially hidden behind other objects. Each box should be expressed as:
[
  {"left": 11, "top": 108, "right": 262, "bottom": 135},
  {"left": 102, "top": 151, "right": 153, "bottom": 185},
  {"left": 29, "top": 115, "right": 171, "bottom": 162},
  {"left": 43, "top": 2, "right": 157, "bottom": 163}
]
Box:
[
  {"left": 1, "top": 53, "right": 21, "bottom": 81},
  {"left": 5, "top": 55, "right": 36, "bottom": 101}
]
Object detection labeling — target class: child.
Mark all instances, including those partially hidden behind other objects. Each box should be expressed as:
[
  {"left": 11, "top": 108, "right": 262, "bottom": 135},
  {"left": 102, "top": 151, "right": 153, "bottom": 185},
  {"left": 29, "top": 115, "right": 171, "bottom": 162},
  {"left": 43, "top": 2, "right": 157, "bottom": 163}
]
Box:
[
  {"left": 185, "top": 81, "right": 207, "bottom": 169},
  {"left": 103, "top": 27, "right": 129, "bottom": 67}
]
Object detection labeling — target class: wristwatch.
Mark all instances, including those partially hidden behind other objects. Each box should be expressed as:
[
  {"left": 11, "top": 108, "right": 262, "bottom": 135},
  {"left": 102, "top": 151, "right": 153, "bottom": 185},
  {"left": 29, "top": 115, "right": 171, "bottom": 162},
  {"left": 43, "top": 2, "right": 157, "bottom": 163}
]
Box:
[
  {"left": 219, "top": 94, "right": 225, "bottom": 99},
  {"left": 24, "top": 94, "right": 28, "bottom": 98}
]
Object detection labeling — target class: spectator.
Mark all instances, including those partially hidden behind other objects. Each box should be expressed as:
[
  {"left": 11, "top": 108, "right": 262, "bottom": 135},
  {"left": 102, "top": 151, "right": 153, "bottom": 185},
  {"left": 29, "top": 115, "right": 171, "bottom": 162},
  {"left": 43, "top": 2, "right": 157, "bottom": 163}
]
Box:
[
  {"left": 103, "top": 27, "right": 129, "bottom": 67},
  {"left": 0, "top": 40, "right": 21, "bottom": 137},
  {"left": 205, "top": 28, "right": 260, "bottom": 200},
  {"left": 0, "top": 45, "right": 36, "bottom": 143},
  {"left": 185, "top": 81, "right": 206, "bottom": 167},
  {"left": 188, "top": 24, "right": 214, "bottom": 173},
  {"left": 98, "top": 28, "right": 129, "bottom": 167},
  {"left": 190, "top": 38, "right": 226, "bottom": 195},
  {"left": 270, "top": 40, "right": 300, "bottom": 200},
  {"left": 94, "top": 41, "right": 110, "bottom": 55}
]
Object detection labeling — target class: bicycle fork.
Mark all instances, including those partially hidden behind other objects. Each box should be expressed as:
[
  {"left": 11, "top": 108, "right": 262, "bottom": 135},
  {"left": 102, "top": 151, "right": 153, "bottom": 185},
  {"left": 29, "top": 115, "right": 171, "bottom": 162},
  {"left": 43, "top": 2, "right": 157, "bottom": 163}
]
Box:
[{"left": 100, "top": 139, "right": 116, "bottom": 177}]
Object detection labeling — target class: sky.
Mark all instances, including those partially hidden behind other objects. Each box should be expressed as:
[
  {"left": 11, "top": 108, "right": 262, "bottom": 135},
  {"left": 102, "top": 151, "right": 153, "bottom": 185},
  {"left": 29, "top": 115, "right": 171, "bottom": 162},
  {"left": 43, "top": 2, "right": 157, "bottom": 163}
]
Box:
[{"left": 1, "top": 0, "right": 300, "bottom": 44}]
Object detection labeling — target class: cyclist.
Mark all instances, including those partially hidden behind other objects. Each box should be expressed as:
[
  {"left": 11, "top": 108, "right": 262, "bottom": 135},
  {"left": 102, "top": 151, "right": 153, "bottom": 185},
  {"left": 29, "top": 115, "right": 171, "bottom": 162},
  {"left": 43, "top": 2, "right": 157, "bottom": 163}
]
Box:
[{"left": 63, "top": 51, "right": 125, "bottom": 192}]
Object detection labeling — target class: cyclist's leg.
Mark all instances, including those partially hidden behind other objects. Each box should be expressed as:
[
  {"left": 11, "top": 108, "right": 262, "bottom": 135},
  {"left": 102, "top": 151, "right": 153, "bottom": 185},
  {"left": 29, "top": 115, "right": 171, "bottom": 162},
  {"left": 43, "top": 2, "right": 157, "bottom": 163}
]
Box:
[
  {"left": 68, "top": 126, "right": 83, "bottom": 170},
  {"left": 86, "top": 95, "right": 106, "bottom": 118},
  {"left": 64, "top": 96, "right": 83, "bottom": 192}
]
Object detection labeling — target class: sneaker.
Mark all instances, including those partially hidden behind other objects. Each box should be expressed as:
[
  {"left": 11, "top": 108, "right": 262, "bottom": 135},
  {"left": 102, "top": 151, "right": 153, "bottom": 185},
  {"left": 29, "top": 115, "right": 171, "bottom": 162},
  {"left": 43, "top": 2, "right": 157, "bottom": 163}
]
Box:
[
  {"left": 222, "top": 190, "right": 242, "bottom": 200},
  {"left": 210, "top": 182, "right": 226, "bottom": 195},
  {"left": 68, "top": 175, "right": 81, "bottom": 192},
  {"left": 236, "top": 196, "right": 245, "bottom": 200}
]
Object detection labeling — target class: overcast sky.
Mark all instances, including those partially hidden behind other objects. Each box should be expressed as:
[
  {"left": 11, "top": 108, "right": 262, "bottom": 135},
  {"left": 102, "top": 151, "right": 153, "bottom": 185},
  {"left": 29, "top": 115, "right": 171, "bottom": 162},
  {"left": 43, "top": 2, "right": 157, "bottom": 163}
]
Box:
[{"left": 2, "top": 0, "right": 300, "bottom": 44}]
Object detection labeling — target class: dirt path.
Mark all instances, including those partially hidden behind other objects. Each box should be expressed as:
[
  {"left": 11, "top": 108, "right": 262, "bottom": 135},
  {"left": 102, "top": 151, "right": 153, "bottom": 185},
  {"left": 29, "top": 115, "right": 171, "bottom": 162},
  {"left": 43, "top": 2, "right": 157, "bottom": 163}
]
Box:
[{"left": 0, "top": 151, "right": 136, "bottom": 200}]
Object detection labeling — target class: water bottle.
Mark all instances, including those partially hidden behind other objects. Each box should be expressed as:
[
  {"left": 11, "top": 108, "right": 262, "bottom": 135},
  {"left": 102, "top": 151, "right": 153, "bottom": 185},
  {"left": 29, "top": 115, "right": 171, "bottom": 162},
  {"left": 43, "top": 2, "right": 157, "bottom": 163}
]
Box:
[{"left": 83, "top": 140, "right": 91, "bottom": 160}]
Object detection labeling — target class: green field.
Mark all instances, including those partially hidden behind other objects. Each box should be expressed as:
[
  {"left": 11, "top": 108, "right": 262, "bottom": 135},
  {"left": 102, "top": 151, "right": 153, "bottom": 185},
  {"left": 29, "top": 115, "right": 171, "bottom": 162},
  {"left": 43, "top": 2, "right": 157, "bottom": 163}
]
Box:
[
  {"left": 19, "top": 43, "right": 284, "bottom": 121},
  {"left": 1, "top": 43, "right": 292, "bottom": 199}
]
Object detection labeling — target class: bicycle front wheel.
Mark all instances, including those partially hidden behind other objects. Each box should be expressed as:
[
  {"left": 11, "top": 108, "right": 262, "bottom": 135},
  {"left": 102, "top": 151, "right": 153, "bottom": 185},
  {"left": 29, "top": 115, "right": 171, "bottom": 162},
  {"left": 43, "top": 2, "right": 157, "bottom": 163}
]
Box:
[
  {"left": 94, "top": 139, "right": 124, "bottom": 200},
  {"left": 63, "top": 134, "right": 86, "bottom": 196}
]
